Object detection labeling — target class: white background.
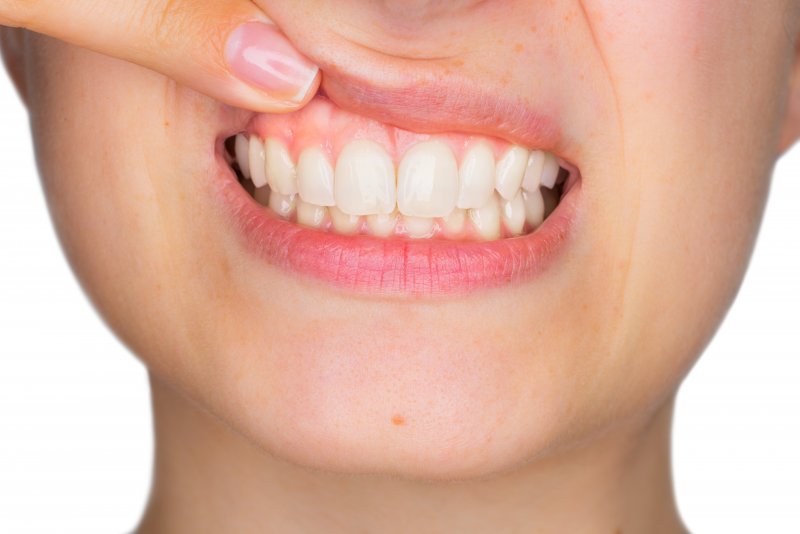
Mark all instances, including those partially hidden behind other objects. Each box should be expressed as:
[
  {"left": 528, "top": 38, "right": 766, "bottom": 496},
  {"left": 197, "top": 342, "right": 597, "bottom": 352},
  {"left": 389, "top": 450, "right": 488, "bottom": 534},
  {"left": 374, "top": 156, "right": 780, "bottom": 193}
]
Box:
[{"left": 0, "top": 63, "right": 798, "bottom": 533}]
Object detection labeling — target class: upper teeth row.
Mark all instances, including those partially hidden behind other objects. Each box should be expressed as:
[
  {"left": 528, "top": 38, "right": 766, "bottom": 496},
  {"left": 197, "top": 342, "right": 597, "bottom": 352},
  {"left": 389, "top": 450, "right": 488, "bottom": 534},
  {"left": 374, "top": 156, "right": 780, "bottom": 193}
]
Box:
[{"left": 234, "top": 134, "right": 561, "bottom": 219}]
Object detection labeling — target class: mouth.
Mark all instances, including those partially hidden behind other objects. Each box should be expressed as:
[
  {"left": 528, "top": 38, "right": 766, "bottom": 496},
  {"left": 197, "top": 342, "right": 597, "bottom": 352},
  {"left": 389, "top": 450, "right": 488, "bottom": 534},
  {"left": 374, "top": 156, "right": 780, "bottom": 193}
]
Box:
[{"left": 216, "top": 95, "right": 581, "bottom": 297}]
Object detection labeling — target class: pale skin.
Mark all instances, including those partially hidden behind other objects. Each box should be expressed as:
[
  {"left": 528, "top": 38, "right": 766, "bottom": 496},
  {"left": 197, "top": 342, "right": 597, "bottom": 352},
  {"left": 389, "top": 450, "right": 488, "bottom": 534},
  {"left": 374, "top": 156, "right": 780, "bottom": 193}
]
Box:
[{"left": 3, "top": 1, "right": 800, "bottom": 533}]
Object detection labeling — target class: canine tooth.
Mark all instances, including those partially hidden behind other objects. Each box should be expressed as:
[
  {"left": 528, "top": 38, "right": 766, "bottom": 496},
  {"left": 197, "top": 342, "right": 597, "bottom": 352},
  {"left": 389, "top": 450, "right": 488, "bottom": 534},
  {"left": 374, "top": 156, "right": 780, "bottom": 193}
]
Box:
[
  {"left": 404, "top": 216, "right": 435, "bottom": 239},
  {"left": 468, "top": 194, "right": 501, "bottom": 240},
  {"left": 501, "top": 192, "right": 526, "bottom": 235},
  {"left": 297, "top": 147, "right": 335, "bottom": 206},
  {"left": 495, "top": 146, "right": 529, "bottom": 200},
  {"left": 249, "top": 136, "right": 268, "bottom": 188},
  {"left": 329, "top": 206, "right": 360, "bottom": 235},
  {"left": 335, "top": 140, "right": 396, "bottom": 216},
  {"left": 254, "top": 185, "right": 270, "bottom": 207},
  {"left": 235, "top": 134, "right": 251, "bottom": 179},
  {"left": 457, "top": 142, "right": 495, "bottom": 209},
  {"left": 367, "top": 212, "right": 397, "bottom": 237},
  {"left": 522, "top": 189, "right": 545, "bottom": 227},
  {"left": 397, "top": 140, "right": 458, "bottom": 218},
  {"left": 265, "top": 138, "right": 298, "bottom": 195},
  {"left": 268, "top": 191, "right": 296, "bottom": 219},
  {"left": 540, "top": 152, "right": 560, "bottom": 189},
  {"left": 442, "top": 208, "right": 466, "bottom": 235},
  {"left": 521, "top": 151, "right": 545, "bottom": 192},
  {"left": 296, "top": 199, "right": 326, "bottom": 228}
]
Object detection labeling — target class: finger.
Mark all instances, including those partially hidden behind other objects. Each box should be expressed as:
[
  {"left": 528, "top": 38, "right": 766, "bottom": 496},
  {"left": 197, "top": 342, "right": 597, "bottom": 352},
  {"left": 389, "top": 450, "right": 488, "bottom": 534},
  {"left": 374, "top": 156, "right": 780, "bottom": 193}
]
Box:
[{"left": 0, "top": 0, "right": 320, "bottom": 112}]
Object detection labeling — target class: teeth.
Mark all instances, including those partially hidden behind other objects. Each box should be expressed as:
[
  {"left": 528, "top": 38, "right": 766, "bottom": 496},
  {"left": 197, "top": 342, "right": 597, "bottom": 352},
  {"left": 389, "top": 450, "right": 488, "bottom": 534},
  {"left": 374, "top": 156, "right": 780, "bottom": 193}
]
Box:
[
  {"left": 235, "top": 134, "right": 251, "bottom": 179},
  {"left": 249, "top": 136, "right": 268, "bottom": 188},
  {"left": 442, "top": 208, "right": 466, "bottom": 235},
  {"left": 495, "top": 146, "right": 529, "bottom": 200},
  {"left": 268, "top": 191, "right": 296, "bottom": 219},
  {"left": 540, "top": 152, "right": 560, "bottom": 189},
  {"left": 457, "top": 142, "right": 495, "bottom": 209},
  {"left": 522, "top": 189, "right": 545, "bottom": 228},
  {"left": 501, "top": 192, "right": 526, "bottom": 236},
  {"left": 296, "top": 199, "right": 327, "bottom": 228},
  {"left": 367, "top": 212, "right": 397, "bottom": 237},
  {"left": 469, "top": 194, "right": 501, "bottom": 241},
  {"left": 404, "top": 216, "right": 435, "bottom": 239},
  {"left": 335, "top": 140, "right": 396, "bottom": 216},
  {"left": 398, "top": 140, "right": 459, "bottom": 218},
  {"left": 265, "top": 138, "right": 298, "bottom": 196},
  {"left": 329, "top": 206, "right": 360, "bottom": 235},
  {"left": 297, "top": 147, "right": 335, "bottom": 206},
  {"left": 521, "top": 150, "right": 545, "bottom": 192}
]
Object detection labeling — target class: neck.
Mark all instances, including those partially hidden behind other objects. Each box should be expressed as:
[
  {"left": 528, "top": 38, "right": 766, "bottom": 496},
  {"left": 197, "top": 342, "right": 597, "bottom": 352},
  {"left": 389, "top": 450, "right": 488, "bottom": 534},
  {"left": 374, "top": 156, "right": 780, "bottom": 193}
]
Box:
[{"left": 137, "top": 375, "right": 687, "bottom": 534}]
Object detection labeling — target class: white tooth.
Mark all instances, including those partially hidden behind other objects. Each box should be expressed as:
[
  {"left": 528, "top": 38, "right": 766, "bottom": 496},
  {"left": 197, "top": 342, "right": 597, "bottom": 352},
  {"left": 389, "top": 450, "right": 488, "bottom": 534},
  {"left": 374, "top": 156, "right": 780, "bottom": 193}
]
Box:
[
  {"left": 521, "top": 150, "right": 545, "bottom": 192},
  {"left": 367, "top": 212, "right": 397, "bottom": 237},
  {"left": 235, "top": 134, "right": 251, "bottom": 179},
  {"left": 495, "top": 145, "right": 529, "bottom": 200},
  {"left": 329, "top": 206, "right": 360, "bottom": 235},
  {"left": 297, "top": 147, "right": 335, "bottom": 206},
  {"left": 249, "top": 136, "right": 268, "bottom": 188},
  {"left": 296, "top": 199, "right": 326, "bottom": 228},
  {"left": 522, "top": 189, "right": 545, "bottom": 228},
  {"left": 397, "top": 140, "right": 458, "bottom": 218},
  {"left": 540, "top": 152, "right": 560, "bottom": 189},
  {"left": 457, "top": 142, "right": 495, "bottom": 209},
  {"left": 265, "top": 138, "right": 298, "bottom": 196},
  {"left": 442, "top": 208, "right": 466, "bottom": 235},
  {"left": 404, "top": 216, "right": 435, "bottom": 239},
  {"left": 468, "top": 194, "right": 501, "bottom": 241},
  {"left": 501, "top": 192, "right": 526, "bottom": 236},
  {"left": 335, "top": 140, "right": 396, "bottom": 216},
  {"left": 268, "top": 191, "right": 296, "bottom": 219},
  {"left": 254, "top": 185, "right": 270, "bottom": 207}
]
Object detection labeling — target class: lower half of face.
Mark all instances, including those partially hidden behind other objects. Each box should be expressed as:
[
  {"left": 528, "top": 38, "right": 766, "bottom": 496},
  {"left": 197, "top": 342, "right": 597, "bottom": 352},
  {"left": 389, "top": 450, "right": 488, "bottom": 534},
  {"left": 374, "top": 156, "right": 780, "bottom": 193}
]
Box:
[{"left": 23, "top": 1, "right": 795, "bottom": 479}]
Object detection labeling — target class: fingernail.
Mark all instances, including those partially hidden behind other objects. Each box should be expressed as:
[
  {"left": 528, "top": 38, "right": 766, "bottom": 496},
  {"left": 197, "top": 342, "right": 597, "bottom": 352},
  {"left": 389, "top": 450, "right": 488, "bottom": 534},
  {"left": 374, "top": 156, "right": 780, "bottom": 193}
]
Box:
[{"left": 225, "top": 21, "right": 319, "bottom": 103}]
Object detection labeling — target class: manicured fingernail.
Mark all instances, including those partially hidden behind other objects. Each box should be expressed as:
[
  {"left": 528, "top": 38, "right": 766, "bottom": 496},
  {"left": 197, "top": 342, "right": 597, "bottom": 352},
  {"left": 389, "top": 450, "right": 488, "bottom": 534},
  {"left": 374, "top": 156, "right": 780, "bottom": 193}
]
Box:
[{"left": 225, "top": 21, "right": 319, "bottom": 103}]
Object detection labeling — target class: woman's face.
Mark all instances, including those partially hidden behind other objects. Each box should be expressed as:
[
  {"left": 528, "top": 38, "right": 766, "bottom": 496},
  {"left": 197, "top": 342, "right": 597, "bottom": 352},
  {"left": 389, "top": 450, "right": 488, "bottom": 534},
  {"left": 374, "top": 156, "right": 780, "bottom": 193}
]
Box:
[{"left": 13, "top": 1, "right": 799, "bottom": 478}]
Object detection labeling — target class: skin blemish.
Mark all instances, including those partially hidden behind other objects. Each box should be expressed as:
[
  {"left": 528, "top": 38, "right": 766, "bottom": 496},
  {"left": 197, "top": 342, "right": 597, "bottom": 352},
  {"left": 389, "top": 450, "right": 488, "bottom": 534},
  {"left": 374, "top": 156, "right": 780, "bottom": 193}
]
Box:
[
  {"left": 514, "top": 43, "right": 524, "bottom": 53},
  {"left": 391, "top": 414, "right": 406, "bottom": 426}
]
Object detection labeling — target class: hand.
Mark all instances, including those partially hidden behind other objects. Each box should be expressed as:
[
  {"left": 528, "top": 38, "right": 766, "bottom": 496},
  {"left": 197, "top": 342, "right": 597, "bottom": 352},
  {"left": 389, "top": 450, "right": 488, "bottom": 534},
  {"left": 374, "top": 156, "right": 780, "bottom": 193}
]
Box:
[{"left": 0, "top": 0, "right": 320, "bottom": 112}]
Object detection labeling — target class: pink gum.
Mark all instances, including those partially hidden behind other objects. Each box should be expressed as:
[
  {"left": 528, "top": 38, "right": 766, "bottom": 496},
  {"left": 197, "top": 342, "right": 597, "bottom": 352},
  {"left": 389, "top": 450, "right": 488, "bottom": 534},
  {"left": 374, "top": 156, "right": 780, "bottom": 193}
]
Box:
[{"left": 249, "top": 96, "right": 516, "bottom": 163}]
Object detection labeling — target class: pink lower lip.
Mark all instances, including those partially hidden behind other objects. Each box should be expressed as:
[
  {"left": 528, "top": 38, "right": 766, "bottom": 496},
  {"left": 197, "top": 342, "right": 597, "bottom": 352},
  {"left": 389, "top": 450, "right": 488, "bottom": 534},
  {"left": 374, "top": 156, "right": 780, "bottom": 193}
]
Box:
[{"left": 214, "top": 159, "right": 581, "bottom": 297}]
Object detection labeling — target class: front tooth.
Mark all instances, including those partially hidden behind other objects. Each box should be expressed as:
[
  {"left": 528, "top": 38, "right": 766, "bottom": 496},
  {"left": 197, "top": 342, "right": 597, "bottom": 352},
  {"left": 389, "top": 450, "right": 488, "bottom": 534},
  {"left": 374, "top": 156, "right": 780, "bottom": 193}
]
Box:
[
  {"left": 501, "top": 192, "right": 526, "bottom": 235},
  {"left": 457, "top": 142, "right": 495, "bottom": 209},
  {"left": 367, "top": 212, "right": 397, "bottom": 237},
  {"left": 335, "top": 140, "right": 396, "bottom": 216},
  {"left": 329, "top": 206, "right": 360, "bottom": 235},
  {"left": 296, "top": 199, "right": 326, "bottom": 228},
  {"left": 297, "top": 147, "right": 335, "bottom": 206},
  {"left": 522, "top": 189, "right": 545, "bottom": 228},
  {"left": 442, "top": 208, "right": 466, "bottom": 235},
  {"left": 268, "top": 191, "right": 296, "bottom": 219},
  {"left": 495, "top": 146, "right": 529, "bottom": 200},
  {"left": 404, "top": 216, "right": 435, "bottom": 239},
  {"left": 249, "top": 136, "right": 268, "bottom": 188},
  {"left": 540, "top": 153, "right": 560, "bottom": 189},
  {"left": 468, "top": 194, "right": 501, "bottom": 240},
  {"left": 235, "top": 134, "right": 251, "bottom": 179},
  {"left": 521, "top": 151, "right": 546, "bottom": 192},
  {"left": 265, "top": 138, "right": 298, "bottom": 196},
  {"left": 397, "top": 140, "right": 458, "bottom": 218}
]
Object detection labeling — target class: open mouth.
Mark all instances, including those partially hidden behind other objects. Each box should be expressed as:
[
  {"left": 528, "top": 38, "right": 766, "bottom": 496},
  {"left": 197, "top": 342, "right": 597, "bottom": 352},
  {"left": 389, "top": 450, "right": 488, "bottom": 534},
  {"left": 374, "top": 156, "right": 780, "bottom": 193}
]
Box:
[
  {"left": 225, "top": 97, "right": 576, "bottom": 241},
  {"left": 218, "top": 95, "right": 581, "bottom": 297}
]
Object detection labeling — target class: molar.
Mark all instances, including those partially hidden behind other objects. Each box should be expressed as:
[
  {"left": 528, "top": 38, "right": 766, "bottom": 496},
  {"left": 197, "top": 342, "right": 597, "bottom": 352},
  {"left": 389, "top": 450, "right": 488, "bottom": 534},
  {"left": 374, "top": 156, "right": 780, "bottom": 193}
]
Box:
[
  {"left": 297, "top": 147, "right": 335, "bottom": 206},
  {"left": 335, "top": 140, "right": 397, "bottom": 216},
  {"left": 397, "top": 140, "right": 458, "bottom": 218}
]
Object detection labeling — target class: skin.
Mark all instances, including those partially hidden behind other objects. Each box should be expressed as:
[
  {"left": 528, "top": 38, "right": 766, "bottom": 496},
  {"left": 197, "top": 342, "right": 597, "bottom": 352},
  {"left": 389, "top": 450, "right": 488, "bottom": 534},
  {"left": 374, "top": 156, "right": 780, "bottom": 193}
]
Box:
[{"left": 4, "top": 1, "right": 800, "bottom": 532}]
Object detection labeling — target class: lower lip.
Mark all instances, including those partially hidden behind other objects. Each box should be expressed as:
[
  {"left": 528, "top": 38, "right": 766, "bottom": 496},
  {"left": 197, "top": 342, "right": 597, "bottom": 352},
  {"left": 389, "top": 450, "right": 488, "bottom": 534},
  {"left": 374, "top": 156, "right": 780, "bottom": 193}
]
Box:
[{"left": 214, "top": 156, "right": 581, "bottom": 298}]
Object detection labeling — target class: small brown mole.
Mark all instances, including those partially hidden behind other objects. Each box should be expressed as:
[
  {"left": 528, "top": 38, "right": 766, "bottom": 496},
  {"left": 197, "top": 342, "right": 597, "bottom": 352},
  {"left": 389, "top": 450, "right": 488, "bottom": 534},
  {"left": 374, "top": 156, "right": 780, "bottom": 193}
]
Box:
[{"left": 391, "top": 414, "right": 406, "bottom": 426}]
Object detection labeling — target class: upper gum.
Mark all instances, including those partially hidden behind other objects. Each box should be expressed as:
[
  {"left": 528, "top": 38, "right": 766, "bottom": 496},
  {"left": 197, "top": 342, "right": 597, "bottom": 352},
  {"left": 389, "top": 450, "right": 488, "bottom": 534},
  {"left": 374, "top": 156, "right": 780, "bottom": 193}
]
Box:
[{"left": 249, "top": 95, "right": 526, "bottom": 164}]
